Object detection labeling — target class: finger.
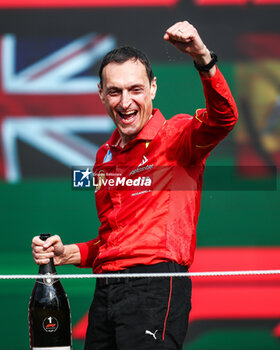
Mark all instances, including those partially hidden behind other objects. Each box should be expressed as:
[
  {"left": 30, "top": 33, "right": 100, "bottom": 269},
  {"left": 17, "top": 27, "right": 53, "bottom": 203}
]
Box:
[
  {"left": 32, "top": 250, "right": 54, "bottom": 265},
  {"left": 165, "top": 24, "right": 183, "bottom": 41},
  {"left": 166, "top": 22, "right": 197, "bottom": 43},
  {"left": 165, "top": 34, "right": 192, "bottom": 45},
  {"left": 42, "top": 235, "right": 61, "bottom": 249},
  {"left": 165, "top": 31, "right": 192, "bottom": 44},
  {"left": 32, "top": 236, "right": 44, "bottom": 247},
  {"left": 174, "top": 28, "right": 195, "bottom": 43},
  {"left": 165, "top": 21, "right": 188, "bottom": 35},
  {"left": 34, "top": 257, "right": 51, "bottom": 265},
  {"left": 32, "top": 250, "right": 54, "bottom": 260},
  {"left": 163, "top": 33, "right": 169, "bottom": 41},
  {"left": 32, "top": 244, "right": 54, "bottom": 254},
  {"left": 165, "top": 21, "right": 189, "bottom": 36}
]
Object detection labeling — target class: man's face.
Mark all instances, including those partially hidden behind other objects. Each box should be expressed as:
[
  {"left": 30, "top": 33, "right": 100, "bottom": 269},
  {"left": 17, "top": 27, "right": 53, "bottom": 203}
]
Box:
[{"left": 98, "top": 59, "right": 157, "bottom": 146}]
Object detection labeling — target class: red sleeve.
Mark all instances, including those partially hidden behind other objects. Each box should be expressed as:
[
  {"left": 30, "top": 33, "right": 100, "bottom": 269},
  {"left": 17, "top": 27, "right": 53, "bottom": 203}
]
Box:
[
  {"left": 185, "top": 66, "right": 238, "bottom": 164},
  {"left": 76, "top": 236, "right": 101, "bottom": 268}
]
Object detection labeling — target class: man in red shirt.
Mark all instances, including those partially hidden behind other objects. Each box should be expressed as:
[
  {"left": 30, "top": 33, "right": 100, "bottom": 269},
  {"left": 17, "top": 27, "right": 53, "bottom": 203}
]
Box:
[{"left": 32, "top": 20, "right": 238, "bottom": 350}]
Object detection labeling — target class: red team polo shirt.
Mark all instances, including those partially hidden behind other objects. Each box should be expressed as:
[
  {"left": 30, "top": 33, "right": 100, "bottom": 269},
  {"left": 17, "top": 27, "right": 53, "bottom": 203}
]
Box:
[{"left": 76, "top": 67, "right": 238, "bottom": 273}]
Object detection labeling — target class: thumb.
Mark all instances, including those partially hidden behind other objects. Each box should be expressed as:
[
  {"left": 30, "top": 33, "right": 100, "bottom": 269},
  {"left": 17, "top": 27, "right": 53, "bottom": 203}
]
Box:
[{"left": 43, "top": 235, "right": 62, "bottom": 249}]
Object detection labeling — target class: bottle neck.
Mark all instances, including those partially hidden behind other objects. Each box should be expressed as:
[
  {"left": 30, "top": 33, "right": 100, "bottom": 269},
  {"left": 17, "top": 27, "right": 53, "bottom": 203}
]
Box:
[{"left": 38, "top": 258, "right": 57, "bottom": 275}]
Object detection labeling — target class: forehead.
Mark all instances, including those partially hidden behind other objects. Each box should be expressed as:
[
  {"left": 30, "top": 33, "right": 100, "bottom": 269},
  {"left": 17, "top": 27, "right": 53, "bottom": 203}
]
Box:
[{"left": 102, "top": 59, "right": 149, "bottom": 88}]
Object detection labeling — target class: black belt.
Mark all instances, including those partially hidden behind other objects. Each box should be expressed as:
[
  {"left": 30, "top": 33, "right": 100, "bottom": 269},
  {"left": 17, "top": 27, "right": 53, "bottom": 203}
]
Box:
[{"left": 96, "top": 262, "right": 188, "bottom": 287}]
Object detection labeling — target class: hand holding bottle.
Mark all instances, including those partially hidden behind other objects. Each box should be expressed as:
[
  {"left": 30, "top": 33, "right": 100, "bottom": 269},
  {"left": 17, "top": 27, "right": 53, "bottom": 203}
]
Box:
[
  {"left": 32, "top": 234, "right": 65, "bottom": 265},
  {"left": 32, "top": 234, "right": 82, "bottom": 266}
]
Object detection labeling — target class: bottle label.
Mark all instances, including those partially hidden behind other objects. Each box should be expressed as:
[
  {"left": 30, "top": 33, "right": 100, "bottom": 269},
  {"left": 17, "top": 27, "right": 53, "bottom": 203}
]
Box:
[
  {"left": 43, "top": 317, "right": 59, "bottom": 332},
  {"left": 32, "top": 347, "right": 71, "bottom": 350}
]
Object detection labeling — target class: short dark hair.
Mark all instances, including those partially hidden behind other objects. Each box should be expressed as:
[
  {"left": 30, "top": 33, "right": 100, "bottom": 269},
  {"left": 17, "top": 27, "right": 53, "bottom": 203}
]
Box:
[{"left": 99, "top": 46, "right": 154, "bottom": 87}]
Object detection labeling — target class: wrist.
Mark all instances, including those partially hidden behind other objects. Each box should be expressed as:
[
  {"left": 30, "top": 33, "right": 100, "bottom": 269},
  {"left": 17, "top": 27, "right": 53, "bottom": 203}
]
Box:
[
  {"left": 192, "top": 46, "right": 211, "bottom": 66},
  {"left": 193, "top": 51, "right": 218, "bottom": 73}
]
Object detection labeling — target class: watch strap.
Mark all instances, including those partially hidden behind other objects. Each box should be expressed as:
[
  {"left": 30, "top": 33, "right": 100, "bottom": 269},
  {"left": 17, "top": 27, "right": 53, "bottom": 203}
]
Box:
[{"left": 194, "top": 51, "right": 218, "bottom": 72}]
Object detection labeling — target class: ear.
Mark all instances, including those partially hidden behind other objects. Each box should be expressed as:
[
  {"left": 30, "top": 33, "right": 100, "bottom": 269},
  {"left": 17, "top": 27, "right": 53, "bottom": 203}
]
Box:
[
  {"left": 150, "top": 77, "right": 157, "bottom": 101},
  {"left": 98, "top": 83, "right": 105, "bottom": 104}
]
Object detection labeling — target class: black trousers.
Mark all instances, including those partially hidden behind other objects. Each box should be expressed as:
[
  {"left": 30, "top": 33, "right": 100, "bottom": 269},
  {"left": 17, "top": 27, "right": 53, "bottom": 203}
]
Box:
[{"left": 84, "top": 262, "right": 192, "bottom": 350}]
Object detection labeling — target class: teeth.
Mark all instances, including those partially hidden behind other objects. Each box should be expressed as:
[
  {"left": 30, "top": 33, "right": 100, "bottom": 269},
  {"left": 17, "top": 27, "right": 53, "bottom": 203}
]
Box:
[{"left": 123, "top": 110, "right": 136, "bottom": 115}]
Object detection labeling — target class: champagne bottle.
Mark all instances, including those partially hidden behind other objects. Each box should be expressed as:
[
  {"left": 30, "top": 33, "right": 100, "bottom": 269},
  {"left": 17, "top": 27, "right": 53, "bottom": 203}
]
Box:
[{"left": 29, "top": 233, "right": 72, "bottom": 350}]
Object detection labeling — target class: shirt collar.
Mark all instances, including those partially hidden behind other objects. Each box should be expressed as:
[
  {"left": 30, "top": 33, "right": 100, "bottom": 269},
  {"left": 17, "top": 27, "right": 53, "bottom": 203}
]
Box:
[{"left": 108, "top": 108, "right": 166, "bottom": 148}]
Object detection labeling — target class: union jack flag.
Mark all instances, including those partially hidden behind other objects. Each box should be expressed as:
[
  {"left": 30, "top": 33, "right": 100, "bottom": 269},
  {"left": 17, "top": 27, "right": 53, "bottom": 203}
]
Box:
[{"left": 0, "top": 33, "right": 116, "bottom": 182}]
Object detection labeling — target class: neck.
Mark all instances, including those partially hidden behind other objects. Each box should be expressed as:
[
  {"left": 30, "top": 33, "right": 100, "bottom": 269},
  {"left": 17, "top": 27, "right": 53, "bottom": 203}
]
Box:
[{"left": 119, "top": 135, "right": 134, "bottom": 148}]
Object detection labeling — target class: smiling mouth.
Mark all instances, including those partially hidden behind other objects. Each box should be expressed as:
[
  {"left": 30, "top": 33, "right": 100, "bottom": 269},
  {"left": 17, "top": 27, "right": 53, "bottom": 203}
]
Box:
[{"left": 118, "top": 110, "right": 138, "bottom": 123}]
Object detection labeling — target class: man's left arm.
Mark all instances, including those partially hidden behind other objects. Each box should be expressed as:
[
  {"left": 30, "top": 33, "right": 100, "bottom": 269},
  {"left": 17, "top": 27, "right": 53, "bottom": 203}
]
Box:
[
  {"left": 164, "top": 21, "right": 238, "bottom": 164},
  {"left": 164, "top": 20, "right": 217, "bottom": 78}
]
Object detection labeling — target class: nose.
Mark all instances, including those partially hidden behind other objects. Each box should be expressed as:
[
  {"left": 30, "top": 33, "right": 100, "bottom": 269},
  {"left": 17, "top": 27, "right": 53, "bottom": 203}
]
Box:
[{"left": 120, "top": 90, "right": 131, "bottom": 110}]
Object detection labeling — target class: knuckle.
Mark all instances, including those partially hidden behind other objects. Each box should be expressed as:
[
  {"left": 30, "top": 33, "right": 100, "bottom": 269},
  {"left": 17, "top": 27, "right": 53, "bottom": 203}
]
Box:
[
  {"left": 33, "top": 252, "right": 40, "bottom": 260},
  {"left": 33, "top": 246, "right": 40, "bottom": 253}
]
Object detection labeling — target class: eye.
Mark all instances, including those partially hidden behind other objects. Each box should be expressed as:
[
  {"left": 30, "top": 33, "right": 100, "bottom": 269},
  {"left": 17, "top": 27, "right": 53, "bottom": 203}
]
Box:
[
  {"left": 132, "top": 87, "right": 142, "bottom": 93},
  {"left": 108, "top": 90, "right": 120, "bottom": 97}
]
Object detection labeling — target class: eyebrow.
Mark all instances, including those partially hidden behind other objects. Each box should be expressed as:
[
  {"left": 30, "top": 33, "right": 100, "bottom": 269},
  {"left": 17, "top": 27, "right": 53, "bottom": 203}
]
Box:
[
  {"left": 106, "top": 84, "right": 145, "bottom": 91},
  {"left": 129, "top": 84, "right": 145, "bottom": 89}
]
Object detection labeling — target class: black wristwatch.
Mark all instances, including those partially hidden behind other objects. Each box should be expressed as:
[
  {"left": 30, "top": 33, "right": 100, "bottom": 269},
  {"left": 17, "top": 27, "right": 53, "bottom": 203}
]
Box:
[{"left": 193, "top": 51, "right": 218, "bottom": 72}]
